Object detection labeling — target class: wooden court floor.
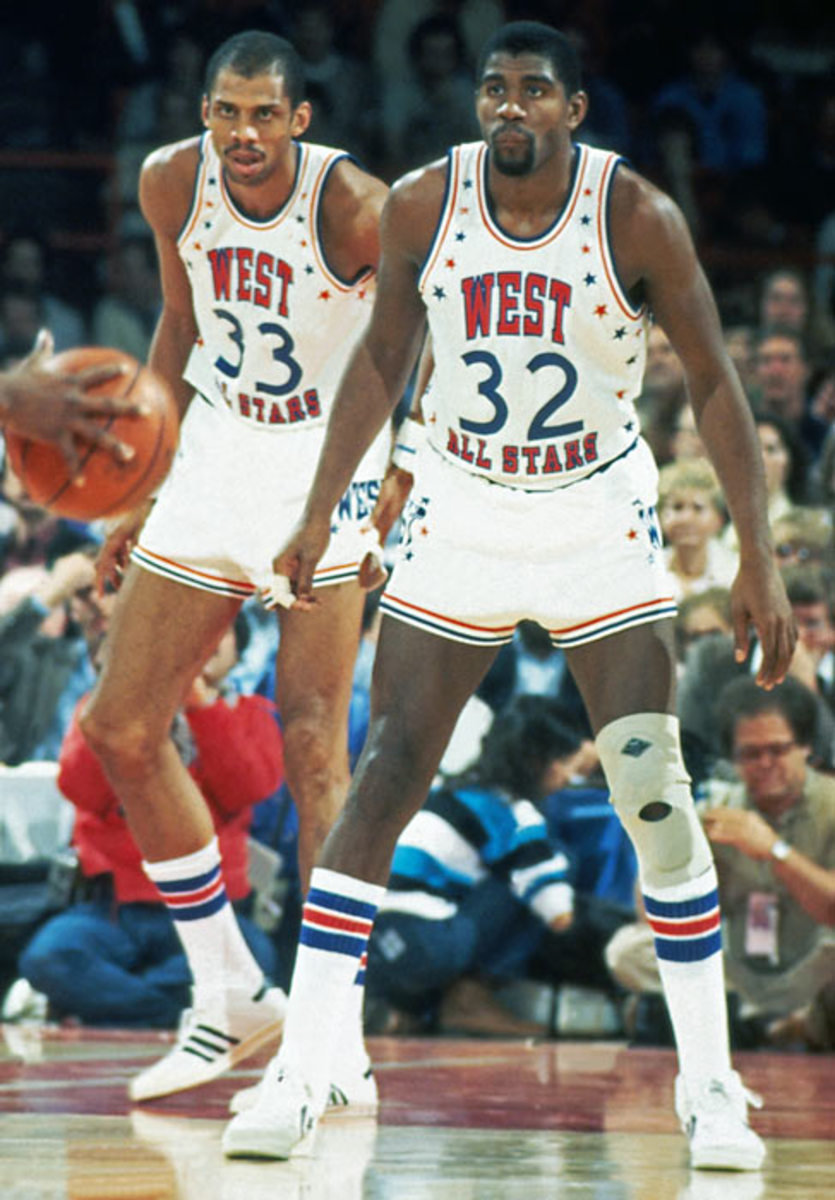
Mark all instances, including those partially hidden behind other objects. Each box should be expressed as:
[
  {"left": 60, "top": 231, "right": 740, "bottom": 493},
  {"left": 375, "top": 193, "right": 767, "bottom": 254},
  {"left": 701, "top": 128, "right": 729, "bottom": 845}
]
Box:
[{"left": 0, "top": 1024, "right": 832, "bottom": 1198}]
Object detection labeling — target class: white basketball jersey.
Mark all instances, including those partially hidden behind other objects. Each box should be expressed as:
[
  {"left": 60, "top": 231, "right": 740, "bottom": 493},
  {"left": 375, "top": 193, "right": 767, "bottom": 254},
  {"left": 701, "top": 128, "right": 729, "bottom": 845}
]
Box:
[
  {"left": 419, "top": 141, "right": 649, "bottom": 489},
  {"left": 179, "top": 134, "right": 375, "bottom": 436}
]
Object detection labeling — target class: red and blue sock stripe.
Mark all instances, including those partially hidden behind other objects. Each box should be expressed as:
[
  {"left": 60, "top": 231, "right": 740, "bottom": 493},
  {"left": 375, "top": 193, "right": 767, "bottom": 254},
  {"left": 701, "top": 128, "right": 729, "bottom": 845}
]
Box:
[
  {"left": 301, "top": 886, "right": 377, "bottom": 960},
  {"left": 155, "top": 863, "right": 228, "bottom": 922},
  {"left": 643, "top": 887, "right": 722, "bottom": 963}
]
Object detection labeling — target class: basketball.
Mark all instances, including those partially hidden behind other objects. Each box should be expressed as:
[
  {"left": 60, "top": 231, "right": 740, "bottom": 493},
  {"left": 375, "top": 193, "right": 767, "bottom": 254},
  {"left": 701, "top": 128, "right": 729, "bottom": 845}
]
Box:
[{"left": 4, "top": 346, "right": 179, "bottom": 521}]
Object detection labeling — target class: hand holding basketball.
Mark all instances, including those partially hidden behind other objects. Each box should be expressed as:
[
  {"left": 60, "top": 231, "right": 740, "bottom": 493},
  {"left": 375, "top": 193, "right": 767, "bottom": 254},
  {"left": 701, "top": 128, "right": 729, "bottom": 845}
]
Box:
[{"left": 4, "top": 345, "right": 179, "bottom": 521}]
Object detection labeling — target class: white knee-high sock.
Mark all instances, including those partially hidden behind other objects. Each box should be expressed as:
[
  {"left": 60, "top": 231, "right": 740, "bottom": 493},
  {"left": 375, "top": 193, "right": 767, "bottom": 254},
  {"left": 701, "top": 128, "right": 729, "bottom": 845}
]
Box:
[
  {"left": 143, "top": 837, "right": 263, "bottom": 1004},
  {"left": 280, "top": 867, "right": 384, "bottom": 1109},
  {"left": 642, "top": 866, "right": 733, "bottom": 1085}
]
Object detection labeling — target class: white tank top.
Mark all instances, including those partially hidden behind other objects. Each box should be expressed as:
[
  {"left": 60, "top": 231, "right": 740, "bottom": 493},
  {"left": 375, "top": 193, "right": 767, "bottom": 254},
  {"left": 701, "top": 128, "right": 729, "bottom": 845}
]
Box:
[
  {"left": 419, "top": 141, "right": 648, "bottom": 489},
  {"left": 178, "top": 134, "right": 375, "bottom": 436}
]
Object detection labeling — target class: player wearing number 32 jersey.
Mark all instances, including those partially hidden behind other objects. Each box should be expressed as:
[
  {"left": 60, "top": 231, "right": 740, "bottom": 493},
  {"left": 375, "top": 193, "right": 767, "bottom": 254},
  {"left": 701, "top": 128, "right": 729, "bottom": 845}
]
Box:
[{"left": 382, "top": 138, "right": 672, "bottom": 648}]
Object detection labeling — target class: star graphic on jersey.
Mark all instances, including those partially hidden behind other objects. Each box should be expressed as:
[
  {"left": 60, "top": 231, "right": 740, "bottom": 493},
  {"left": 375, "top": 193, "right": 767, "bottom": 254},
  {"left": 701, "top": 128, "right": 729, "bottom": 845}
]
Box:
[
  {"left": 209, "top": 177, "right": 217, "bottom": 186},
  {"left": 463, "top": 178, "right": 473, "bottom": 189},
  {"left": 304, "top": 264, "right": 314, "bottom": 274},
  {"left": 204, "top": 221, "right": 212, "bottom": 229},
  {"left": 583, "top": 273, "right": 597, "bottom": 286},
  {"left": 594, "top": 304, "right": 608, "bottom": 317},
  {"left": 582, "top": 244, "right": 591, "bottom": 254},
  {"left": 445, "top": 258, "right": 456, "bottom": 268},
  {"left": 626, "top": 354, "right": 637, "bottom": 364},
  {"left": 624, "top": 420, "right": 635, "bottom": 431},
  {"left": 296, "top": 214, "right": 304, "bottom": 223},
  {"left": 454, "top": 231, "right": 466, "bottom": 242},
  {"left": 319, "top": 289, "right": 332, "bottom": 301},
  {"left": 616, "top": 389, "right": 627, "bottom": 399},
  {"left": 614, "top": 327, "right": 627, "bottom": 340},
  {"left": 580, "top": 214, "right": 591, "bottom": 225},
  {"left": 433, "top": 286, "right": 446, "bottom": 299},
  {"left": 583, "top": 187, "right": 593, "bottom": 196},
  {"left": 627, "top": 528, "right": 638, "bottom": 540}
]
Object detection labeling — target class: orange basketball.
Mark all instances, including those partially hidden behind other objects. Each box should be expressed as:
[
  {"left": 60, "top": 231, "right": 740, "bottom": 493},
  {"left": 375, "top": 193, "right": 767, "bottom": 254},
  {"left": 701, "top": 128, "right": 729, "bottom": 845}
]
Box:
[{"left": 4, "top": 347, "right": 179, "bottom": 520}]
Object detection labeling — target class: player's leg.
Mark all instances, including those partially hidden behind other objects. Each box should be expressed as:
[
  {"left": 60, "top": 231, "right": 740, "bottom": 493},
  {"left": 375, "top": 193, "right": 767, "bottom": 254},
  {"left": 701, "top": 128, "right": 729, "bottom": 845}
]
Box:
[
  {"left": 567, "top": 619, "right": 765, "bottom": 1170},
  {"left": 81, "top": 564, "right": 286, "bottom": 1100},
  {"left": 224, "top": 617, "right": 498, "bottom": 1159},
  {"left": 274, "top": 579, "right": 366, "bottom": 890}
]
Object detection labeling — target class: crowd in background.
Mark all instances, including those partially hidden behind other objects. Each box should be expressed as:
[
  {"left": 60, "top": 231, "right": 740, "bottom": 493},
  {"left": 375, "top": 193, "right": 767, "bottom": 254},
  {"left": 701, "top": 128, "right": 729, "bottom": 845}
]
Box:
[{"left": 0, "top": 1, "right": 834, "bottom": 1049}]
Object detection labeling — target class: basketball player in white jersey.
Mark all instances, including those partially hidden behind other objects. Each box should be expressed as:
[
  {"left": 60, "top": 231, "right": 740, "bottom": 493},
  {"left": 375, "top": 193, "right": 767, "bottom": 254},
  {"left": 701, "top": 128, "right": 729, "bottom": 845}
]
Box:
[
  {"left": 224, "top": 22, "right": 796, "bottom": 1170},
  {"left": 79, "top": 32, "right": 391, "bottom": 1106}
]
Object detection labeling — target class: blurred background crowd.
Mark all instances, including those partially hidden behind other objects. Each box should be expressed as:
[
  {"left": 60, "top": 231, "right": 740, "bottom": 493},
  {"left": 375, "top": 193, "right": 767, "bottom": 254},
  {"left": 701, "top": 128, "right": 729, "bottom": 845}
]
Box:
[{"left": 0, "top": 0, "right": 834, "bottom": 1055}]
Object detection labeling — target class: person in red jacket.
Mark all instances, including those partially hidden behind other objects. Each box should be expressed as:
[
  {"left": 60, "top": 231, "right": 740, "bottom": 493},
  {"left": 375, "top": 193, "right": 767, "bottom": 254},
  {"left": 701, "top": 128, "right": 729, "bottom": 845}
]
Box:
[{"left": 17, "top": 616, "right": 284, "bottom": 1028}]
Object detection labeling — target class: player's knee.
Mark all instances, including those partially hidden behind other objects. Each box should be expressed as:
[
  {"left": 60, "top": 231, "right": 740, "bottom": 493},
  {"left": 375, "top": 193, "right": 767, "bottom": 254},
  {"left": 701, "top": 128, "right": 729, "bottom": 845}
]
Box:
[
  {"left": 79, "top": 699, "right": 163, "bottom": 776},
  {"left": 595, "top": 712, "right": 713, "bottom": 888}
]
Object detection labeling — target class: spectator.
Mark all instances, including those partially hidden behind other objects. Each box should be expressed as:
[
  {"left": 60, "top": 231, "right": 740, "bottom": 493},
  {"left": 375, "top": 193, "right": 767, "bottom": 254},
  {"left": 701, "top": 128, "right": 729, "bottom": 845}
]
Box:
[
  {"left": 606, "top": 676, "right": 835, "bottom": 1052},
  {"left": 635, "top": 324, "right": 688, "bottom": 466},
  {"left": 758, "top": 267, "right": 835, "bottom": 362},
  {"left": 658, "top": 458, "right": 737, "bottom": 601},
  {"left": 723, "top": 324, "right": 758, "bottom": 398},
  {"left": 366, "top": 697, "right": 631, "bottom": 1036},
  {"left": 90, "top": 237, "right": 161, "bottom": 362},
  {"left": 651, "top": 33, "right": 767, "bottom": 174},
  {"left": 0, "top": 547, "right": 105, "bottom": 765},
  {"left": 771, "top": 507, "right": 834, "bottom": 573},
  {"left": 722, "top": 412, "right": 810, "bottom": 554},
  {"left": 0, "top": 286, "right": 45, "bottom": 367},
  {"left": 0, "top": 233, "right": 85, "bottom": 352},
  {"left": 752, "top": 327, "right": 828, "bottom": 461},
  {"left": 15, "top": 614, "right": 283, "bottom": 1028},
  {"left": 379, "top": 13, "right": 481, "bottom": 176},
  {"left": 674, "top": 586, "right": 733, "bottom": 670},
  {"left": 782, "top": 567, "right": 835, "bottom": 715},
  {"left": 668, "top": 404, "right": 706, "bottom": 463},
  {"left": 289, "top": 2, "right": 378, "bottom": 163}
]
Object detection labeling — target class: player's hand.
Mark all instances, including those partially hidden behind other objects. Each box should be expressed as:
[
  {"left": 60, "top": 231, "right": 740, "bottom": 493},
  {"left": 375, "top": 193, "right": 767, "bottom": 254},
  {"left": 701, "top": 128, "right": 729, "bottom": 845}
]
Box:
[
  {"left": 1, "top": 330, "right": 141, "bottom": 473},
  {"left": 371, "top": 463, "right": 413, "bottom": 546},
  {"left": 96, "top": 498, "right": 155, "bottom": 593},
  {"left": 730, "top": 554, "right": 796, "bottom": 689},
  {"left": 272, "top": 513, "right": 333, "bottom": 609}
]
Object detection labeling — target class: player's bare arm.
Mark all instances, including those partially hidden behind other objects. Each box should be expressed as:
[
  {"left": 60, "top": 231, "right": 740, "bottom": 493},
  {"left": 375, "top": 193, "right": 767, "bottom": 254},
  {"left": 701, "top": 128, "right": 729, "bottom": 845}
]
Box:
[
  {"left": 139, "top": 140, "right": 202, "bottom": 420},
  {"left": 610, "top": 168, "right": 795, "bottom": 687},
  {"left": 319, "top": 158, "right": 389, "bottom": 280},
  {"left": 97, "top": 141, "right": 201, "bottom": 593},
  {"left": 275, "top": 164, "right": 445, "bottom": 600}
]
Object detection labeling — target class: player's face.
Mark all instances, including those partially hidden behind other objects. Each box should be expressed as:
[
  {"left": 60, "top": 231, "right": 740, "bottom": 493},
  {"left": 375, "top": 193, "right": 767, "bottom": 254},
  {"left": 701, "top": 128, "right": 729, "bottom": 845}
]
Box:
[
  {"left": 202, "top": 68, "right": 311, "bottom": 189},
  {"left": 476, "top": 52, "right": 586, "bottom": 177}
]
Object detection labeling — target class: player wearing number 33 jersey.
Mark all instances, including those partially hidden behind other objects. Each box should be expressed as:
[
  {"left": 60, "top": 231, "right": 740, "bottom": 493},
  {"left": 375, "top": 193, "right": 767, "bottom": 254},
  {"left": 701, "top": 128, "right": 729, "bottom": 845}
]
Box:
[
  {"left": 380, "top": 141, "right": 675, "bottom": 646},
  {"left": 135, "top": 133, "right": 388, "bottom": 597}
]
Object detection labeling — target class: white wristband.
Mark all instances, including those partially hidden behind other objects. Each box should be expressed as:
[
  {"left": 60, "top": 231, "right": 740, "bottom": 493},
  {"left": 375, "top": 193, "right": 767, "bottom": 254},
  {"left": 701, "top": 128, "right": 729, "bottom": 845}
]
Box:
[{"left": 391, "top": 417, "right": 426, "bottom": 471}]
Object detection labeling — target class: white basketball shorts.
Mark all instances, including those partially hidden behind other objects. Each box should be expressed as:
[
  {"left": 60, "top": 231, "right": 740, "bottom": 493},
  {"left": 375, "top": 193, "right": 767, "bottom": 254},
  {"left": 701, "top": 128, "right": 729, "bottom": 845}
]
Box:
[
  {"left": 133, "top": 394, "right": 389, "bottom": 600},
  {"left": 379, "top": 437, "right": 678, "bottom": 647}
]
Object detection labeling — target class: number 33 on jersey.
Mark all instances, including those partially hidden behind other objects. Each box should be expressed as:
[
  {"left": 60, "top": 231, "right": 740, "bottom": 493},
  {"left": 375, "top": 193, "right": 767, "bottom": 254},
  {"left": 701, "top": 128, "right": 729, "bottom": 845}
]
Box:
[
  {"left": 420, "top": 141, "right": 649, "bottom": 489},
  {"left": 179, "top": 135, "right": 374, "bottom": 433}
]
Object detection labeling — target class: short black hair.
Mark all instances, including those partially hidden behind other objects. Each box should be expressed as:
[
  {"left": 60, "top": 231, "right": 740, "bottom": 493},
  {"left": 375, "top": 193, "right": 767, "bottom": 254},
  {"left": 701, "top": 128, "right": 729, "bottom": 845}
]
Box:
[
  {"left": 204, "top": 30, "right": 305, "bottom": 108},
  {"left": 715, "top": 675, "right": 818, "bottom": 757},
  {"left": 460, "top": 694, "right": 581, "bottom": 800},
  {"left": 476, "top": 21, "right": 582, "bottom": 96}
]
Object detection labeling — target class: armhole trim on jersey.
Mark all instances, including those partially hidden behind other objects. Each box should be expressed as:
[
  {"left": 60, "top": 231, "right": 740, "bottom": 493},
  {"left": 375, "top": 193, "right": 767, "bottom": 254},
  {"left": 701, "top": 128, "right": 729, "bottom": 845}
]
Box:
[
  {"left": 418, "top": 147, "right": 459, "bottom": 292},
  {"left": 598, "top": 155, "right": 645, "bottom": 320},
  {"left": 177, "top": 133, "right": 209, "bottom": 248},
  {"left": 311, "top": 151, "right": 375, "bottom": 291}
]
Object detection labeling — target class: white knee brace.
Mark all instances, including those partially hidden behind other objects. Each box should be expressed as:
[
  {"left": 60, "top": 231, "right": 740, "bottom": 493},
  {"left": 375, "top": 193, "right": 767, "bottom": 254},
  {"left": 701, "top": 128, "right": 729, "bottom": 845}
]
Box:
[{"left": 595, "top": 712, "right": 713, "bottom": 889}]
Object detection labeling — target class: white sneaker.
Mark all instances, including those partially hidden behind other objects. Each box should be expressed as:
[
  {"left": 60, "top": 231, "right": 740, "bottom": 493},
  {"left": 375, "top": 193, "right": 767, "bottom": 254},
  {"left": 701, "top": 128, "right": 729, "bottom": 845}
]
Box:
[
  {"left": 229, "top": 1054, "right": 379, "bottom": 1116},
  {"left": 222, "top": 1059, "right": 320, "bottom": 1159},
  {"left": 675, "top": 1072, "right": 766, "bottom": 1171},
  {"left": 128, "top": 982, "right": 286, "bottom": 1102}
]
